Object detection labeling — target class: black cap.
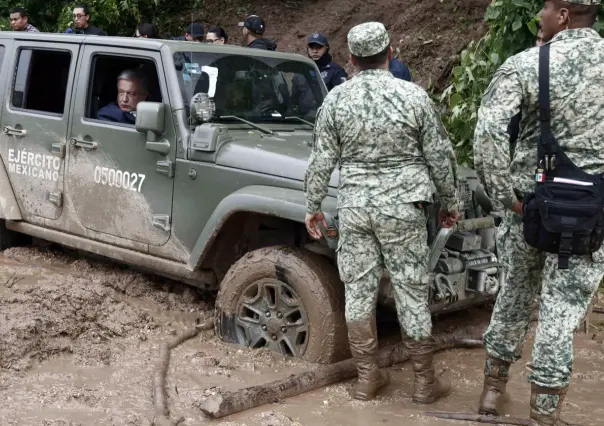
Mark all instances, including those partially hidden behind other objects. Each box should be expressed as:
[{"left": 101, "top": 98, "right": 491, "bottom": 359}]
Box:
[
  {"left": 238, "top": 15, "right": 265, "bottom": 35},
  {"left": 186, "top": 23, "right": 204, "bottom": 38},
  {"left": 307, "top": 33, "right": 328, "bottom": 46}
]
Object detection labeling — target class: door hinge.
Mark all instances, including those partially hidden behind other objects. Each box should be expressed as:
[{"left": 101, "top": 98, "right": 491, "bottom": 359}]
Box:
[
  {"left": 51, "top": 142, "right": 66, "bottom": 158},
  {"left": 48, "top": 190, "right": 63, "bottom": 207},
  {"left": 152, "top": 214, "right": 171, "bottom": 231},
  {"left": 156, "top": 160, "right": 174, "bottom": 177}
]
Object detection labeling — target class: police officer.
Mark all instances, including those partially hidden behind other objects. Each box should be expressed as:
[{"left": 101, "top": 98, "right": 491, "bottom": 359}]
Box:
[
  {"left": 307, "top": 33, "right": 348, "bottom": 91},
  {"left": 473, "top": 1, "right": 604, "bottom": 424},
  {"left": 389, "top": 57, "right": 412, "bottom": 81},
  {"left": 304, "top": 22, "right": 460, "bottom": 402},
  {"left": 238, "top": 15, "right": 277, "bottom": 50}
]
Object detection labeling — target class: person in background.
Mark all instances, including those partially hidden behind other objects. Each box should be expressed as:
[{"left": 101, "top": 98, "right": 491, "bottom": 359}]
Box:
[
  {"left": 136, "top": 23, "right": 159, "bottom": 39},
  {"left": 206, "top": 26, "right": 228, "bottom": 44},
  {"left": 174, "top": 23, "right": 204, "bottom": 42},
  {"left": 307, "top": 33, "right": 348, "bottom": 91},
  {"left": 389, "top": 56, "right": 412, "bottom": 81},
  {"left": 9, "top": 7, "right": 38, "bottom": 32},
  {"left": 97, "top": 69, "right": 149, "bottom": 125},
  {"left": 238, "top": 15, "right": 276, "bottom": 50},
  {"left": 70, "top": 3, "right": 106, "bottom": 35}
]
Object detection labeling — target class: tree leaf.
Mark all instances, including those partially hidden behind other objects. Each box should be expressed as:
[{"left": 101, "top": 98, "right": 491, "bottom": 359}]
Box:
[
  {"left": 450, "top": 93, "right": 463, "bottom": 108},
  {"left": 512, "top": 19, "right": 523, "bottom": 31}
]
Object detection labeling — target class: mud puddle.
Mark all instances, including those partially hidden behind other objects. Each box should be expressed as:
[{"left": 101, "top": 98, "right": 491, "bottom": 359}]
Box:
[{"left": 2, "top": 245, "right": 604, "bottom": 426}]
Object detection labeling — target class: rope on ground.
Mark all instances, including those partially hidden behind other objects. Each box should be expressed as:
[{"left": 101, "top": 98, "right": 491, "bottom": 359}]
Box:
[{"left": 152, "top": 318, "right": 214, "bottom": 426}]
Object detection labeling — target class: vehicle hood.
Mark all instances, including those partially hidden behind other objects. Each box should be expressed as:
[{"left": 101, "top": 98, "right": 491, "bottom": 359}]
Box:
[{"left": 215, "top": 131, "right": 339, "bottom": 187}]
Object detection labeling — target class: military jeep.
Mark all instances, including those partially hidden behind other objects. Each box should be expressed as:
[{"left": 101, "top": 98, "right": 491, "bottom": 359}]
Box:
[{"left": 0, "top": 32, "right": 500, "bottom": 364}]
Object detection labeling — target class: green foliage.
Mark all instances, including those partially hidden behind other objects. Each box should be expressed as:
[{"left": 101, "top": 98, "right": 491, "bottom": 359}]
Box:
[
  {"left": 440, "top": 0, "right": 604, "bottom": 166},
  {"left": 0, "top": 0, "right": 206, "bottom": 36}
]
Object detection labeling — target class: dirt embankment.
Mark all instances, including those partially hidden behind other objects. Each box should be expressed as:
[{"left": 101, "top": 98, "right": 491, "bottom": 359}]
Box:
[{"left": 198, "top": 0, "right": 491, "bottom": 88}]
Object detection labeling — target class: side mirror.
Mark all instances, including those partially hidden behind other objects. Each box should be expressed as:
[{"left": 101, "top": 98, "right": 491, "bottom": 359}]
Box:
[{"left": 135, "top": 102, "right": 170, "bottom": 155}]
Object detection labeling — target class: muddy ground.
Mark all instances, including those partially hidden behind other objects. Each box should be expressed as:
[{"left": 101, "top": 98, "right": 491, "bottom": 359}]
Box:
[{"left": 1, "top": 244, "right": 604, "bottom": 426}]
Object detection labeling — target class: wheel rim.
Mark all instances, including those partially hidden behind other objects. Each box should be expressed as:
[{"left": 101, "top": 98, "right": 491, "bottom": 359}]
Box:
[{"left": 234, "top": 278, "right": 309, "bottom": 357}]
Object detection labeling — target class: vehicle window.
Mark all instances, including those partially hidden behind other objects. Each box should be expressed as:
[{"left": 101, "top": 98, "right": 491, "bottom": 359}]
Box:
[
  {"left": 173, "top": 52, "right": 324, "bottom": 125},
  {"left": 87, "top": 55, "right": 162, "bottom": 126},
  {"left": 12, "top": 48, "right": 71, "bottom": 115}
]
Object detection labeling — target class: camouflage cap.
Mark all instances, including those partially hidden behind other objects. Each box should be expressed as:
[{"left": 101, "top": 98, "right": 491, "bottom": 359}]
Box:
[
  {"left": 347, "top": 22, "right": 390, "bottom": 57},
  {"left": 563, "top": 0, "right": 601, "bottom": 3}
]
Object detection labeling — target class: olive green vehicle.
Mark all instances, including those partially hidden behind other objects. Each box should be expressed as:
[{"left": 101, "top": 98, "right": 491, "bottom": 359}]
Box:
[{"left": 0, "top": 33, "right": 500, "bottom": 364}]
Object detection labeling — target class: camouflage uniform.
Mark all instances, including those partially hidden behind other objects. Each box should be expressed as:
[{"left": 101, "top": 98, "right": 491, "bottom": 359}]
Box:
[
  {"left": 473, "top": 11, "right": 604, "bottom": 422},
  {"left": 305, "top": 21, "right": 458, "bottom": 402}
]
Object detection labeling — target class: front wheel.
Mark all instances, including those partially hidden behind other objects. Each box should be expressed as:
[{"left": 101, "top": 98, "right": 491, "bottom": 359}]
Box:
[
  {"left": 215, "top": 245, "right": 349, "bottom": 364},
  {"left": 0, "top": 220, "right": 23, "bottom": 251}
]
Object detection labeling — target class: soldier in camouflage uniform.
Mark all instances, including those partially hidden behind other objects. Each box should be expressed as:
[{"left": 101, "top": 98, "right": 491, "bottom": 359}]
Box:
[
  {"left": 304, "top": 21, "right": 460, "bottom": 402},
  {"left": 473, "top": 1, "right": 604, "bottom": 424}
]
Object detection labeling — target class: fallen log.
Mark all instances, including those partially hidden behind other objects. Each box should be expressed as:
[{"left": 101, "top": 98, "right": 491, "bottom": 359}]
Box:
[
  {"left": 153, "top": 319, "right": 214, "bottom": 426},
  {"left": 425, "top": 411, "right": 530, "bottom": 425},
  {"left": 198, "top": 333, "right": 484, "bottom": 419}
]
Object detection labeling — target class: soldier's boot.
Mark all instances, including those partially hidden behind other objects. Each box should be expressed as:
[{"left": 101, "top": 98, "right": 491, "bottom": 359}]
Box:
[
  {"left": 530, "top": 384, "right": 571, "bottom": 426},
  {"left": 347, "top": 319, "right": 390, "bottom": 401},
  {"left": 404, "top": 336, "right": 452, "bottom": 404},
  {"left": 479, "top": 355, "right": 511, "bottom": 415}
]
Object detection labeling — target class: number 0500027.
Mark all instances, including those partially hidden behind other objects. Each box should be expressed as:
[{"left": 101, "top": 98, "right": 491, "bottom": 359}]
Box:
[{"left": 93, "top": 166, "right": 146, "bottom": 192}]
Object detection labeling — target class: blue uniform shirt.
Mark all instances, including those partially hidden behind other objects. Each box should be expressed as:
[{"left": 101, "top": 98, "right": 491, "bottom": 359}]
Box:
[{"left": 389, "top": 58, "right": 412, "bottom": 81}]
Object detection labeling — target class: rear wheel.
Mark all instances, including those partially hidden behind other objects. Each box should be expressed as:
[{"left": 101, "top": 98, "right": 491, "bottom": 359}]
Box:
[{"left": 215, "top": 245, "right": 349, "bottom": 364}]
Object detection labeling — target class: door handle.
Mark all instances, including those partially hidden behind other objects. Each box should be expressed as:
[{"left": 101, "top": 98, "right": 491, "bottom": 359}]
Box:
[
  {"left": 70, "top": 137, "right": 98, "bottom": 150},
  {"left": 3, "top": 126, "right": 27, "bottom": 136}
]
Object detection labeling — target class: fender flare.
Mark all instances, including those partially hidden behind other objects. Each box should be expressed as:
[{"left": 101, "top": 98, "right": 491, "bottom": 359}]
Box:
[
  {"left": 187, "top": 185, "right": 337, "bottom": 269},
  {"left": 0, "top": 160, "right": 22, "bottom": 220}
]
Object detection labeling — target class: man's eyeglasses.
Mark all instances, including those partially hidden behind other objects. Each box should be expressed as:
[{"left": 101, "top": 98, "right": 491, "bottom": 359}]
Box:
[{"left": 73, "top": 14, "right": 86, "bottom": 19}]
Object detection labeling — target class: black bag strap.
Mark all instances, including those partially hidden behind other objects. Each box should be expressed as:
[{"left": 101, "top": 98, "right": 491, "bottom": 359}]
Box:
[{"left": 538, "top": 44, "right": 557, "bottom": 159}]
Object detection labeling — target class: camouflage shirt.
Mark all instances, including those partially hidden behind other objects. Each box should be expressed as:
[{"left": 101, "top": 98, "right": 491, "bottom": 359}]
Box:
[
  {"left": 474, "top": 28, "right": 604, "bottom": 210},
  {"left": 304, "top": 68, "right": 459, "bottom": 214}
]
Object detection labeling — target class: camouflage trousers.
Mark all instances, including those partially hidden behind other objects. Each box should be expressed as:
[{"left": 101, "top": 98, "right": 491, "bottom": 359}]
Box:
[
  {"left": 336, "top": 204, "right": 432, "bottom": 340},
  {"left": 484, "top": 210, "right": 604, "bottom": 392}
]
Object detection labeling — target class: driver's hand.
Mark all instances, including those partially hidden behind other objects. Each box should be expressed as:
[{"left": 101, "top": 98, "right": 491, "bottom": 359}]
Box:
[
  {"left": 305, "top": 211, "right": 328, "bottom": 240},
  {"left": 439, "top": 209, "right": 461, "bottom": 228}
]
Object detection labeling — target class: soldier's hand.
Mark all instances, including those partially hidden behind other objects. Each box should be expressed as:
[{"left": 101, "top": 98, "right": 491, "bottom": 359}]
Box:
[
  {"left": 511, "top": 200, "right": 523, "bottom": 216},
  {"left": 305, "top": 211, "right": 328, "bottom": 240},
  {"left": 439, "top": 209, "right": 461, "bottom": 228}
]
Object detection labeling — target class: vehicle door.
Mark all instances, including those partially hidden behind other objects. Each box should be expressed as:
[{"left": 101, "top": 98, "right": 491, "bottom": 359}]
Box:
[
  {"left": 0, "top": 41, "right": 79, "bottom": 220},
  {"left": 65, "top": 46, "right": 176, "bottom": 246}
]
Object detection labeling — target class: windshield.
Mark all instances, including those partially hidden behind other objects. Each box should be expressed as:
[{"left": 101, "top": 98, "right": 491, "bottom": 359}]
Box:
[{"left": 173, "top": 51, "right": 325, "bottom": 124}]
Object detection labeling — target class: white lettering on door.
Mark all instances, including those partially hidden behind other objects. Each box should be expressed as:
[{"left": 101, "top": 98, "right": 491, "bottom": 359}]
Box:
[{"left": 6, "top": 148, "right": 61, "bottom": 182}]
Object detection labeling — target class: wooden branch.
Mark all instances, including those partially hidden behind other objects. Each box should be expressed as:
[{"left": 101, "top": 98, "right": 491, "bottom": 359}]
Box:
[
  {"left": 425, "top": 411, "right": 530, "bottom": 425},
  {"left": 198, "top": 333, "right": 484, "bottom": 419},
  {"left": 593, "top": 306, "right": 604, "bottom": 315},
  {"left": 153, "top": 320, "right": 214, "bottom": 426}
]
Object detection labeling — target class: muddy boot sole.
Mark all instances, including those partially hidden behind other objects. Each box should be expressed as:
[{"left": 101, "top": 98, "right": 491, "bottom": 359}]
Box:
[{"left": 353, "top": 370, "right": 390, "bottom": 401}]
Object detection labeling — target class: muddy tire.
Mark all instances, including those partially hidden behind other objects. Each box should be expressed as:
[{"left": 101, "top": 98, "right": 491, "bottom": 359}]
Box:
[
  {"left": 0, "top": 220, "right": 22, "bottom": 251},
  {"left": 215, "top": 245, "right": 349, "bottom": 364}
]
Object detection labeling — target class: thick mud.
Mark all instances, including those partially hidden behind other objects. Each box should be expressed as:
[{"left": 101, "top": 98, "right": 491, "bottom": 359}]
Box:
[{"left": 1, "top": 244, "right": 604, "bottom": 426}]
